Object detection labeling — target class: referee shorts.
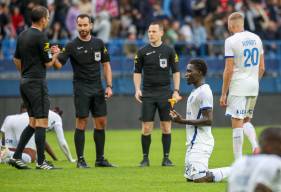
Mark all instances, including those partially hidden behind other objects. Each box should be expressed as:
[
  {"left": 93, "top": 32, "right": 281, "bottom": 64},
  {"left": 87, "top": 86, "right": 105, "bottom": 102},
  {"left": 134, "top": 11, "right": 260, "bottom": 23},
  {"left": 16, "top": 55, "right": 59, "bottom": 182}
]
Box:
[
  {"left": 141, "top": 100, "right": 171, "bottom": 122},
  {"left": 74, "top": 81, "right": 107, "bottom": 118},
  {"left": 20, "top": 79, "right": 50, "bottom": 118}
]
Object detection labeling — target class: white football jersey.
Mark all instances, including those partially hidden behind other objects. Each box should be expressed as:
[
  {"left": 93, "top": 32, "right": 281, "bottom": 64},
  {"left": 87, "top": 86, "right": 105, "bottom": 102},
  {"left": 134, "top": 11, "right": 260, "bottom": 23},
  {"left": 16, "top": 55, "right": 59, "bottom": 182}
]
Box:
[
  {"left": 225, "top": 31, "right": 264, "bottom": 96},
  {"left": 0, "top": 111, "right": 63, "bottom": 150},
  {"left": 47, "top": 111, "right": 62, "bottom": 132},
  {"left": 186, "top": 84, "right": 214, "bottom": 150},
  {"left": 0, "top": 113, "right": 35, "bottom": 150},
  {"left": 228, "top": 154, "right": 281, "bottom": 192}
]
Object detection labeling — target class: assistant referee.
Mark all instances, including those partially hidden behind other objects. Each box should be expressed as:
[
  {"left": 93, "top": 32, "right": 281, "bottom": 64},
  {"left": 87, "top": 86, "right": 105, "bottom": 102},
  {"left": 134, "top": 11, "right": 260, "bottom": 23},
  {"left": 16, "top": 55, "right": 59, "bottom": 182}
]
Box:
[
  {"left": 9, "top": 6, "right": 60, "bottom": 170},
  {"left": 133, "top": 21, "right": 181, "bottom": 167}
]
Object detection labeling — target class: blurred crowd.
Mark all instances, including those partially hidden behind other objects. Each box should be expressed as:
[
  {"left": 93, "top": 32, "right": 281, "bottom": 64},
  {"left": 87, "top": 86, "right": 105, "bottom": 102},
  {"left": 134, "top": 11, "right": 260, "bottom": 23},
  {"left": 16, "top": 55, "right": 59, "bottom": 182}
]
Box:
[{"left": 0, "top": 0, "right": 281, "bottom": 59}]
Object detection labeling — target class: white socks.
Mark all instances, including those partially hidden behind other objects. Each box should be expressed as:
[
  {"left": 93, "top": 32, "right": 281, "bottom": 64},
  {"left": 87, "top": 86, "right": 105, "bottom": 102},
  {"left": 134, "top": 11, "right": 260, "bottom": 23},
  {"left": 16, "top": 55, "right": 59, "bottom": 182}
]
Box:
[
  {"left": 7, "top": 151, "right": 31, "bottom": 163},
  {"left": 233, "top": 128, "right": 244, "bottom": 159},
  {"left": 210, "top": 167, "right": 231, "bottom": 182},
  {"left": 243, "top": 122, "right": 258, "bottom": 151}
]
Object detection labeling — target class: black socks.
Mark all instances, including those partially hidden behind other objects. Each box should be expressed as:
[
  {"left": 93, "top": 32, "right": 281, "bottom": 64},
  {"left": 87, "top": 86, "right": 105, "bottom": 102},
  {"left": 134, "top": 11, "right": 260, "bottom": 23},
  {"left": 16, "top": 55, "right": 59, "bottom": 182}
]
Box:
[
  {"left": 162, "top": 134, "right": 171, "bottom": 158},
  {"left": 13, "top": 125, "right": 35, "bottom": 159},
  {"left": 35, "top": 127, "right": 46, "bottom": 165},
  {"left": 74, "top": 128, "right": 85, "bottom": 160},
  {"left": 94, "top": 129, "right": 105, "bottom": 161},
  {"left": 141, "top": 134, "right": 151, "bottom": 158}
]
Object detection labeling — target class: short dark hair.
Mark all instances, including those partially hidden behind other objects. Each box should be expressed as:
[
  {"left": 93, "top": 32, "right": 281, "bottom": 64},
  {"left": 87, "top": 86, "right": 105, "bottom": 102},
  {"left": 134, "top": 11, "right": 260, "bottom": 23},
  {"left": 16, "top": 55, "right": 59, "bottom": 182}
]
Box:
[
  {"left": 31, "top": 6, "right": 48, "bottom": 23},
  {"left": 76, "top": 14, "right": 93, "bottom": 23},
  {"left": 259, "top": 127, "right": 281, "bottom": 145},
  {"left": 189, "top": 58, "right": 208, "bottom": 76},
  {"left": 53, "top": 106, "right": 63, "bottom": 117},
  {"left": 149, "top": 20, "right": 164, "bottom": 31}
]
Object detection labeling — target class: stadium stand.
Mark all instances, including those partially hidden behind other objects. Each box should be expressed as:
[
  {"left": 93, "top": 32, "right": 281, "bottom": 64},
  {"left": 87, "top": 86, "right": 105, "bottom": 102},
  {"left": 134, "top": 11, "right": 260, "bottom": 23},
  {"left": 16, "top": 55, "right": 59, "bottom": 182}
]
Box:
[{"left": 1, "top": 0, "right": 281, "bottom": 96}]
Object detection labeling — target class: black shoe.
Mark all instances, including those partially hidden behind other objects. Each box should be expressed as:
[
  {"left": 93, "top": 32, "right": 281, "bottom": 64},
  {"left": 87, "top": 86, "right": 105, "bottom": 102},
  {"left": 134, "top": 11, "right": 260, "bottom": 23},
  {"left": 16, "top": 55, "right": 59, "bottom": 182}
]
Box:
[
  {"left": 139, "top": 157, "right": 150, "bottom": 167},
  {"left": 36, "top": 160, "right": 60, "bottom": 170},
  {"left": 193, "top": 172, "right": 214, "bottom": 183},
  {"left": 8, "top": 158, "right": 30, "bottom": 169},
  {"left": 161, "top": 157, "right": 174, "bottom": 166},
  {"left": 77, "top": 158, "right": 90, "bottom": 168},
  {"left": 95, "top": 158, "right": 116, "bottom": 167}
]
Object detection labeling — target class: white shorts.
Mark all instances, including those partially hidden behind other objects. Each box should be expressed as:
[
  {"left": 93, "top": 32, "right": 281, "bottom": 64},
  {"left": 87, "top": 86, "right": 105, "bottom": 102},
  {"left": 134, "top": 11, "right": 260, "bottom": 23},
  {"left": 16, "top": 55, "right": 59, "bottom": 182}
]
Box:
[
  {"left": 5, "top": 129, "right": 36, "bottom": 150},
  {"left": 184, "top": 145, "right": 213, "bottom": 180},
  {"left": 226, "top": 95, "right": 257, "bottom": 119}
]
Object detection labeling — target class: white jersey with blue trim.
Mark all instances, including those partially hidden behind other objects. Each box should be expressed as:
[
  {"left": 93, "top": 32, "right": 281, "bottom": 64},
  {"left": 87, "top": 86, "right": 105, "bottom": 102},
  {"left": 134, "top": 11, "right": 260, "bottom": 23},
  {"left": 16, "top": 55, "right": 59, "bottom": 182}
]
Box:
[
  {"left": 186, "top": 84, "right": 214, "bottom": 149},
  {"left": 224, "top": 31, "right": 263, "bottom": 96},
  {"left": 0, "top": 111, "right": 63, "bottom": 149},
  {"left": 0, "top": 113, "right": 35, "bottom": 150},
  {"left": 228, "top": 154, "right": 281, "bottom": 192}
]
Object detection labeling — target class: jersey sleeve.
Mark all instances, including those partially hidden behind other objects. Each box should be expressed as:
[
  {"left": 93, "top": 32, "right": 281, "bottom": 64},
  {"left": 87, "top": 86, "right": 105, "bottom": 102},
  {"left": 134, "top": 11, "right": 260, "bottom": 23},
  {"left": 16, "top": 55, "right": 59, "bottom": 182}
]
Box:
[
  {"left": 14, "top": 40, "right": 21, "bottom": 59},
  {"left": 170, "top": 48, "right": 179, "bottom": 73},
  {"left": 134, "top": 50, "right": 143, "bottom": 73},
  {"left": 224, "top": 38, "right": 234, "bottom": 58},
  {"left": 38, "top": 34, "right": 52, "bottom": 63},
  {"left": 198, "top": 88, "right": 213, "bottom": 110},
  {"left": 58, "top": 42, "right": 72, "bottom": 65},
  {"left": 0, "top": 116, "right": 9, "bottom": 133},
  {"left": 100, "top": 40, "right": 110, "bottom": 63}
]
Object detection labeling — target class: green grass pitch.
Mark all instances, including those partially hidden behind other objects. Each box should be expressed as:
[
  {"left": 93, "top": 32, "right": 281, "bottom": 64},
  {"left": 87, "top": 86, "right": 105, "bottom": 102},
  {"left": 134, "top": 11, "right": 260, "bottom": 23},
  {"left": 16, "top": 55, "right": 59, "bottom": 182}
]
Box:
[{"left": 0, "top": 127, "right": 264, "bottom": 192}]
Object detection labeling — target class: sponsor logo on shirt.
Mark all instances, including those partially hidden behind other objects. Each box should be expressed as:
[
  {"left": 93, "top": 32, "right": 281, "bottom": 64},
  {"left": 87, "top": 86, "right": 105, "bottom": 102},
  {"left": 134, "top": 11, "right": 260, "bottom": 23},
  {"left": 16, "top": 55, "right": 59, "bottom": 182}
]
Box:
[{"left": 146, "top": 51, "right": 156, "bottom": 56}]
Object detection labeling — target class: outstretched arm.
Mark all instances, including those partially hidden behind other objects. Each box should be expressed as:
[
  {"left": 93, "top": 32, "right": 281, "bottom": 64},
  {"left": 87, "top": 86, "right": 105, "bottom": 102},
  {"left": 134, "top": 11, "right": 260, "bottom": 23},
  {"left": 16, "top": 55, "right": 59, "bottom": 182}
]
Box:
[
  {"left": 170, "top": 109, "right": 213, "bottom": 126},
  {"left": 45, "top": 141, "right": 58, "bottom": 161},
  {"left": 53, "top": 123, "right": 75, "bottom": 162}
]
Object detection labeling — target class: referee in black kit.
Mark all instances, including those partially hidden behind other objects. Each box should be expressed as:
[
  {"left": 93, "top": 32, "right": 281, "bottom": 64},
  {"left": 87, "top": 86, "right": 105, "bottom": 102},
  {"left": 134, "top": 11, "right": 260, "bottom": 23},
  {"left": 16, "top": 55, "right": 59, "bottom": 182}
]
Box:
[
  {"left": 55, "top": 14, "right": 115, "bottom": 168},
  {"left": 133, "top": 21, "right": 181, "bottom": 167},
  {"left": 8, "top": 6, "right": 60, "bottom": 170}
]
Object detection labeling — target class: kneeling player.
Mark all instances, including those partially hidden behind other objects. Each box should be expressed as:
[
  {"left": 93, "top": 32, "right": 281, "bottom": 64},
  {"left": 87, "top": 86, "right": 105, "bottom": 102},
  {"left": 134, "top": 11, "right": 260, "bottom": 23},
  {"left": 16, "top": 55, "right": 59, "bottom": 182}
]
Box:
[{"left": 170, "top": 59, "right": 230, "bottom": 182}]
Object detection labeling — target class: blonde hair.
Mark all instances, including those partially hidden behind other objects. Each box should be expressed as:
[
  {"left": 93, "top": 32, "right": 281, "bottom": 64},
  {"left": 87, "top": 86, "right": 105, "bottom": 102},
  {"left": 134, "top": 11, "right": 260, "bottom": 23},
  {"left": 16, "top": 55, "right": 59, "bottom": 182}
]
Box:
[{"left": 228, "top": 12, "right": 244, "bottom": 28}]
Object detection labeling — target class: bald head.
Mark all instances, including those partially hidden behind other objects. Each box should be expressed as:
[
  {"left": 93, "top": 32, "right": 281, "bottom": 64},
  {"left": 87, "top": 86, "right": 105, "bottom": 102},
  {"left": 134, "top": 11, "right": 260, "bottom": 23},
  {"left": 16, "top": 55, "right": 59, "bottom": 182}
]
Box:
[
  {"left": 259, "top": 127, "right": 281, "bottom": 156},
  {"left": 228, "top": 12, "right": 244, "bottom": 33}
]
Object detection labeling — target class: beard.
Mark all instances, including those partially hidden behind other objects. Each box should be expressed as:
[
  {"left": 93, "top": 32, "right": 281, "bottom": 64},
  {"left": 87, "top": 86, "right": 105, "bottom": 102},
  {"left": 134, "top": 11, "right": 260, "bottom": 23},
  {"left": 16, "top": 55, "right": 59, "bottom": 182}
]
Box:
[{"left": 79, "top": 30, "right": 90, "bottom": 38}]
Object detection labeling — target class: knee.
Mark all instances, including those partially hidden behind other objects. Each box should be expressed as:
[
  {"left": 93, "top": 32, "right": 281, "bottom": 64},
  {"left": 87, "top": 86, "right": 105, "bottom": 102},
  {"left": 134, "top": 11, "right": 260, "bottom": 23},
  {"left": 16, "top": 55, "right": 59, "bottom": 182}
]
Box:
[
  {"left": 243, "top": 117, "right": 251, "bottom": 124},
  {"left": 142, "top": 123, "right": 152, "bottom": 135},
  {"left": 76, "top": 118, "right": 88, "bottom": 130},
  {"left": 95, "top": 117, "right": 107, "bottom": 129},
  {"left": 161, "top": 122, "right": 171, "bottom": 134},
  {"left": 35, "top": 118, "right": 48, "bottom": 128}
]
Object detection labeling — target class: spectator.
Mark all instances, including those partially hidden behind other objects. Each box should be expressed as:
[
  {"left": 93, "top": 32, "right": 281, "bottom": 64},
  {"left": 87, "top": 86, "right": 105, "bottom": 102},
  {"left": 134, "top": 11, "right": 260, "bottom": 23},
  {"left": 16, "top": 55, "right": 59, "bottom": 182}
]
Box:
[
  {"left": 93, "top": 10, "right": 111, "bottom": 44},
  {"left": 66, "top": 2, "right": 80, "bottom": 39},
  {"left": 48, "top": 21, "right": 69, "bottom": 42},
  {"left": 78, "top": 0, "right": 91, "bottom": 15},
  {"left": 192, "top": 17, "right": 207, "bottom": 56},
  {"left": 123, "top": 29, "right": 138, "bottom": 59},
  {"left": 11, "top": 6, "right": 25, "bottom": 35}
]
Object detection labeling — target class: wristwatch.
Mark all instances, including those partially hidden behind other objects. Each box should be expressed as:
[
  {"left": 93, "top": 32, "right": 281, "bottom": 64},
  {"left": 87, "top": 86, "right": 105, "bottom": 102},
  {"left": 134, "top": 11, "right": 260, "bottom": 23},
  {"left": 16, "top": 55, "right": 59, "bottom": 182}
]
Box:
[
  {"left": 173, "top": 89, "right": 180, "bottom": 93},
  {"left": 107, "top": 85, "right": 113, "bottom": 89}
]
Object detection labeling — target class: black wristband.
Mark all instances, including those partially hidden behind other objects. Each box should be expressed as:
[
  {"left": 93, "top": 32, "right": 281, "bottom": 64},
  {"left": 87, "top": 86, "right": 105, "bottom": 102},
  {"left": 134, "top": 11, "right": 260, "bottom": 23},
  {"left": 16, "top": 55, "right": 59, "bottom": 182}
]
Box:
[
  {"left": 106, "top": 85, "right": 112, "bottom": 88},
  {"left": 173, "top": 89, "right": 180, "bottom": 93}
]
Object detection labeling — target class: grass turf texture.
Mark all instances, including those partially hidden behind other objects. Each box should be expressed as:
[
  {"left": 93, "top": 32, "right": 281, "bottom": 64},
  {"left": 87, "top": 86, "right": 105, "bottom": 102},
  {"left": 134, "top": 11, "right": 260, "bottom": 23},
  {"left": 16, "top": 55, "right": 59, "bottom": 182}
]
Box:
[{"left": 0, "top": 127, "right": 264, "bottom": 192}]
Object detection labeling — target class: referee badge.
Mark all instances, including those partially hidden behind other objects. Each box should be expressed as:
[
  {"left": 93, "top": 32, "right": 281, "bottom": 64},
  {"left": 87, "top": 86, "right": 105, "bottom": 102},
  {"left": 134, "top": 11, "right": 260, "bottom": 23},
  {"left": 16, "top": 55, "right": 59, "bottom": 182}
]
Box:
[
  {"left": 159, "top": 58, "right": 167, "bottom": 68},
  {"left": 95, "top": 52, "right": 101, "bottom": 61}
]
